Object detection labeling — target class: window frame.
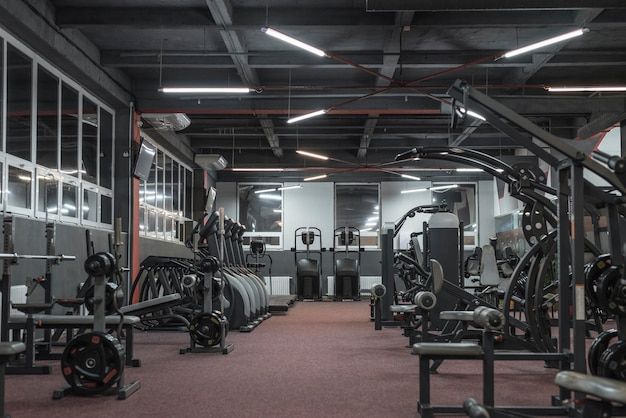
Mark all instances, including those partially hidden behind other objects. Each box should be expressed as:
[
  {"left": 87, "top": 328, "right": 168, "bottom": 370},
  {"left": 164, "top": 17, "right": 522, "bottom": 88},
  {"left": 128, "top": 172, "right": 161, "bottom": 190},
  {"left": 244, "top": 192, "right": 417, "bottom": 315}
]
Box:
[
  {"left": 334, "top": 182, "right": 380, "bottom": 250},
  {"left": 0, "top": 29, "right": 115, "bottom": 231},
  {"left": 236, "top": 182, "right": 283, "bottom": 250}
]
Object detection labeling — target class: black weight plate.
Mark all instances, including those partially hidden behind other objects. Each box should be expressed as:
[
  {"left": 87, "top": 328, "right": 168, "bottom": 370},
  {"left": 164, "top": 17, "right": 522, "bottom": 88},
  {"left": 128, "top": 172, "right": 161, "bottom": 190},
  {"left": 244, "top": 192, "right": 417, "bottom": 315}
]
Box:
[
  {"left": 189, "top": 311, "right": 228, "bottom": 347},
  {"left": 588, "top": 329, "right": 619, "bottom": 375},
  {"left": 585, "top": 254, "right": 612, "bottom": 307},
  {"left": 598, "top": 341, "right": 626, "bottom": 380},
  {"left": 61, "top": 331, "right": 125, "bottom": 395},
  {"left": 597, "top": 266, "right": 624, "bottom": 314}
]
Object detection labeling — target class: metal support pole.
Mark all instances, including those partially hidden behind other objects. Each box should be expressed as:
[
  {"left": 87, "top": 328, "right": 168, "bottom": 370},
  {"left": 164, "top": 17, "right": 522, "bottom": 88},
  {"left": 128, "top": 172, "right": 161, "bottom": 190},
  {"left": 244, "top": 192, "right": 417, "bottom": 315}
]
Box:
[
  {"left": 381, "top": 224, "right": 395, "bottom": 322},
  {"left": 93, "top": 272, "right": 106, "bottom": 334},
  {"left": 557, "top": 164, "right": 572, "bottom": 403},
  {"left": 1, "top": 219, "right": 13, "bottom": 342}
]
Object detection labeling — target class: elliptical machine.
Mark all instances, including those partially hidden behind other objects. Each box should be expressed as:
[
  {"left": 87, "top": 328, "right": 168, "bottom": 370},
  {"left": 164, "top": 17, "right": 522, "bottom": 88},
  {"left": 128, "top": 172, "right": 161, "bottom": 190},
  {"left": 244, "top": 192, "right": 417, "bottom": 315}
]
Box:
[
  {"left": 291, "top": 227, "right": 324, "bottom": 301},
  {"left": 331, "top": 227, "right": 362, "bottom": 301}
]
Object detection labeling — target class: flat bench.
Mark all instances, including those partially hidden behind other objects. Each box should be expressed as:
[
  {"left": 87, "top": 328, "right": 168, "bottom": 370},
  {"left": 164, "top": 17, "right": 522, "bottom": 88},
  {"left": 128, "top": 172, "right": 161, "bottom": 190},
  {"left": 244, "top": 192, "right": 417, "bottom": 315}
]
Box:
[
  {"left": 120, "top": 293, "right": 183, "bottom": 317},
  {"left": 555, "top": 371, "right": 626, "bottom": 405},
  {"left": 9, "top": 314, "right": 140, "bottom": 367}
]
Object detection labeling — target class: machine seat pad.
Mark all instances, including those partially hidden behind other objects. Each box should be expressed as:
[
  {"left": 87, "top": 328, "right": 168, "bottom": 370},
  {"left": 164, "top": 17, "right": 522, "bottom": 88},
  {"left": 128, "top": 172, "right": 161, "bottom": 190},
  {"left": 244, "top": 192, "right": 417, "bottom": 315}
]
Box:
[
  {"left": 555, "top": 371, "right": 626, "bottom": 404},
  {"left": 412, "top": 342, "right": 483, "bottom": 356},
  {"left": 119, "top": 293, "right": 182, "bottom": 314},
  {"left": 9, "top": 314, "right": 140, "bottom": 326},
  {"left": 390, "top": 304, "right": 417, "bottom": 313},
  {"left": 0, "top": 342, "right": 26, "bottom": 357}
]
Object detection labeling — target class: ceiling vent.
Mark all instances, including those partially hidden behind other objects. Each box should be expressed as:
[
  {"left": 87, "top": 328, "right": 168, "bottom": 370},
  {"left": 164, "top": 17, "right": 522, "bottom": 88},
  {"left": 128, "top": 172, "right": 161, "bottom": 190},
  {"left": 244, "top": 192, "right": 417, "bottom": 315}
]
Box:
[
  {"left": 142, "top": 113, "right": 191, "bottom": 132},
  {"left": 195, "top": 154, "right": 228, "bottom": 171}
]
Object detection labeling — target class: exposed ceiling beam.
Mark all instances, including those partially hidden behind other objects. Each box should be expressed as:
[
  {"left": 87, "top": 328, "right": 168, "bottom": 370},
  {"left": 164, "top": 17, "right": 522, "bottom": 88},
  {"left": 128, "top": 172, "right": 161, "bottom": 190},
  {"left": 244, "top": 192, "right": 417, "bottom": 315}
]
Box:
[
  {"left": 205, "top": 0, "right": 282, "bottom": 158},
  {"left": 365, "top": 0, "right": 626, "bottom": 11},
  {"left": 502, "top": 8, "right": 604, "bottom": 86}
]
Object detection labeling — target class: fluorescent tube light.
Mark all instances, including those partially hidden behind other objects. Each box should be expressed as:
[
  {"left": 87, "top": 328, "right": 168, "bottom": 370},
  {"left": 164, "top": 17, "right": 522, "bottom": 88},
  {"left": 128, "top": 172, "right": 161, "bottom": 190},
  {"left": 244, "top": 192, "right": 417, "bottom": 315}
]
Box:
[
  {"left": 502, "top": 28, "right": 588, "bottom": 59},
  {"left": 303, "top": 174, "right": 327, "bottom": 182},
  {"left": 367, "top": 216, "right": 379, "bottom": 222},
  {"left": 401, "top": 174, "right": 422, "bottom": 181},
  {"left": 547, "top": 86, "right": 626, "bottom": 92},
  {"left": 258, "top": 194, "right": 282, "bottom": 201},
  {"left": 277, "top": 185, "right": 302, "bottom": 191},
  {"left": 287, "top": 109, "right": 326, "bottom": 124},
  {"left": 430, "top": 184, "right": 459, "bottom": 191},
  {"left": 400, "top": 188, "right": 428, "bottom": 194},
  {"left": 161, "top": 87, "right": 251, "bottom": 94},
  {"left": 232, "top": 168, "right": 284, "bottom": 172},
  {"left": 254, "top": 188, "right": 277, "bottom": 194},
  {"left": 273, "top": 209, "right": 283, "bottom": 213},
  {"left": 296, "top": 150, "right": 329, "bottom": 160},
  {"left": 456, "top": 168, "right": 484, "bottom": 172},
  {"left": 261, "top": 27, "right": 327, "bottom": 57}
]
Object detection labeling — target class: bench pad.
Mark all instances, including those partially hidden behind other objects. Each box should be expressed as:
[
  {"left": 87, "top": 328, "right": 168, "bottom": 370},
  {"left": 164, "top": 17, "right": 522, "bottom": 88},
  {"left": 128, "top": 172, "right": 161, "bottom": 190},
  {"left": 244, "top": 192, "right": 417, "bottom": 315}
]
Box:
[
  {"left": 555, "top": 371, "right": 626, "bottom": 405},
  {"left": 0, "top": 342, "right": 25, "bottom": 357},
  {"left": 119, "top": 293, "right": 182, "bottom": 314},
  {"left": 390, "top": 305, "right": 417, "bottom": 313},
  {"left": 413, "top": 342, "right": 483, "bottom": 356},
  {"left": 9, "top": 314, "right": 140, "bottom": 326}
]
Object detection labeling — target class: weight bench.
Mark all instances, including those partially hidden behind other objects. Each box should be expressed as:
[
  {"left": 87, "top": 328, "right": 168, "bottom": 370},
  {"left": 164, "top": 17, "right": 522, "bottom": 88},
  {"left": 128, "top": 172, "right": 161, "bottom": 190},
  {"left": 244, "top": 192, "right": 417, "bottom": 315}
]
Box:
[
  {"left": 555, "top": 371, "right": 626, "bottom": 417},
  {"left": 413, "top": 308, "right": 503, "bottom": 418},
  {"left": 120, "top": 293, "right": 183, "bottom": 317},
  {"left": 8, "top": 314, "right": 140, "bottom": 367},
  {"left": 1, "top": 342, "right": 25, "bottom": 418}
]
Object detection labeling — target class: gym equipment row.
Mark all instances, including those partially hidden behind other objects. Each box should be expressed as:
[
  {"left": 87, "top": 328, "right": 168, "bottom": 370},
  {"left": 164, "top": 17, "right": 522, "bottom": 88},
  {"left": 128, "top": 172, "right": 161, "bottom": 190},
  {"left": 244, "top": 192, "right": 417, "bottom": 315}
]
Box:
[
  {"left": 292, "top": 226, "right": 363, "bottom": 301},
  {"left": 384, "top": 80, "right": 626, "bottom": 417}
]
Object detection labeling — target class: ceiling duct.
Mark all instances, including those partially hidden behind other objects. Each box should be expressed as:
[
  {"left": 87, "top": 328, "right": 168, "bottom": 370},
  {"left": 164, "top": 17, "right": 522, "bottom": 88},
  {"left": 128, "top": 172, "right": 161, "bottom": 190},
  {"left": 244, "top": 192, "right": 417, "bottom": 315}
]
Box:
[
  {"left": 142, "top": 113, "right": 191, "bottom": 132},
  {"left": 195, "top": 154, "right": 228, "bottom": 171}
]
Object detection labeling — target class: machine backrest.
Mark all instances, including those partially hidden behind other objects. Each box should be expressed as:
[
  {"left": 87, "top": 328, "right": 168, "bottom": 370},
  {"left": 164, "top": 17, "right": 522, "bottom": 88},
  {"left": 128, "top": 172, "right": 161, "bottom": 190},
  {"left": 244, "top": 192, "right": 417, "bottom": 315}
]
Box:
[
  {"left": 335, "top": 258, "right": 358, "bottom": 276},
  {"left": 297, "top": 258, "right": 319, "bottom": 277},
  {"left": 480, "top": 244, "right": 500, "bottom": 286},
  {"left": 411, "top": 236, "right": 424, "bottom": 267},
  {"left": 430, "top": 259, "right": 444, "bottom": 294},
  {"left": 465, "top": 246, "right": 482, "bottom": 276}
]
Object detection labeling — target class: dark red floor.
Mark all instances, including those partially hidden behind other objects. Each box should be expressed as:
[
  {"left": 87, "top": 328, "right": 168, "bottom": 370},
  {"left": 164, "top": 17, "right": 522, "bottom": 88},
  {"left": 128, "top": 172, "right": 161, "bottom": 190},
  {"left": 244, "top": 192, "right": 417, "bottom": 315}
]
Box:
[{"left": 7, "top": 302, "right": 558, "bottom": 417}]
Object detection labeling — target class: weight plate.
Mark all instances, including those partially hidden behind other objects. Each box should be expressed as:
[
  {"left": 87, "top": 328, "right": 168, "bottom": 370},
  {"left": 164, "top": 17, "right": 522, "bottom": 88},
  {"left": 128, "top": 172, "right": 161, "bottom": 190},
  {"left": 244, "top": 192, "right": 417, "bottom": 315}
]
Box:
[
  {"left": 588, "top": 329, "right": 619, "bottom": 375},
  {"left": 597, "top": 266, "right": 625, "bottom": 315},
  {"left": 61, "top": 331, "right": 125, "bottom": 395},
  {"left": 189, "top": 311, "right": 228, "bottom": 347},
  {"left": 598, "top": 341, "right": 626, "bottom": 380},
  {"left": 585, "top": 254, "right": 612, "bottom": 307}
]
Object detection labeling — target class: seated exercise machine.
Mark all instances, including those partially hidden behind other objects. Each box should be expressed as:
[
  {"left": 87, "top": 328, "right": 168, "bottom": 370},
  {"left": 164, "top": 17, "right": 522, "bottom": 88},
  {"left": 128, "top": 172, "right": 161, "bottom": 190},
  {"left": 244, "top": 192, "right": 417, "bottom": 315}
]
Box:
[
  {"left": 292, "top": 227, "right": 324, "bottom": 301},
  {"left": 331, "top": 227, "right": 363, "bottom": 301},
  {"left": 54, "top": 220, "right": 140, "bottom": 400}
]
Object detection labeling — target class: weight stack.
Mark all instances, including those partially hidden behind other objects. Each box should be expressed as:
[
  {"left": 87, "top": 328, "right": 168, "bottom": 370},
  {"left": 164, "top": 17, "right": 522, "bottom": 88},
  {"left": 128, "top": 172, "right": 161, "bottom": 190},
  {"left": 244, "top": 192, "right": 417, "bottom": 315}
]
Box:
[{"left": 427, "top": 212, "right": 461, "bottom": 329}]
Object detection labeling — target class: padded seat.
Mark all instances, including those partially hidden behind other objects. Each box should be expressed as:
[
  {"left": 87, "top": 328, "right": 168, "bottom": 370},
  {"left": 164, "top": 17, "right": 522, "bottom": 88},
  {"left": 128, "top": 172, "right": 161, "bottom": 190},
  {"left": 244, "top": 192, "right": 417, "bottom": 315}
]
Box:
[
  {"left": 0, "top": 342, "right": 25, "bottom": 357},
  {"left": 119, "top": 293, "right": 182, "bottom": 316},
  {"left": 412, "top": 342, "right": 483, "bottom": 356},
  {"left": 8, "top": 314, "right": 140, "bottom": 326},
  {"left": 390, "top": 304, "right": 417, "bottom": 313},
  {"left": 555, "top": 371, "right": 626, "bottom": 405}
]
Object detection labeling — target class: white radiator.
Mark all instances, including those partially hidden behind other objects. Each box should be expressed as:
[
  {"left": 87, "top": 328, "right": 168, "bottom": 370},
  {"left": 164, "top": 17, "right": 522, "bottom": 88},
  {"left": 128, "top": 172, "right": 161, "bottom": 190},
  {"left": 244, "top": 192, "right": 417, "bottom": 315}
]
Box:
[
  {"left": 327, "top": 276, "right": 381, "bottom": 296},
  {"left": 0, "top": 285, "right": 28, "bottom": 321},
  {"left": 265, "top": 276, "right": 292, "bottom": 296}
]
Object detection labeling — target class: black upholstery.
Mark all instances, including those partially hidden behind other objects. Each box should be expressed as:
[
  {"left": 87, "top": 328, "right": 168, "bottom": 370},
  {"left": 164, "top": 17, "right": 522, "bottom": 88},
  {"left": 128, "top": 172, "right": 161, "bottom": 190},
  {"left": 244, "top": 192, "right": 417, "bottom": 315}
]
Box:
[
  {"left": 335, "top": 258, "right": 358, "bottom": 276},
  {"left": 297, "top": 259, "right": 319, "bottom": 276}
]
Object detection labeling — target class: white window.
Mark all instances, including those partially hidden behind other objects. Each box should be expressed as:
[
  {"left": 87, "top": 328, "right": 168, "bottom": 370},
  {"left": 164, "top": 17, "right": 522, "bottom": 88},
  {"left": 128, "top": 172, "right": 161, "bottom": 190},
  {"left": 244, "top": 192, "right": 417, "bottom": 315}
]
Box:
[
  {"left": 335, "top": 183, "right": 380, "bottom": 248},
  {"left": 237, "top": 183, "right": 283, "bottom": 248}
]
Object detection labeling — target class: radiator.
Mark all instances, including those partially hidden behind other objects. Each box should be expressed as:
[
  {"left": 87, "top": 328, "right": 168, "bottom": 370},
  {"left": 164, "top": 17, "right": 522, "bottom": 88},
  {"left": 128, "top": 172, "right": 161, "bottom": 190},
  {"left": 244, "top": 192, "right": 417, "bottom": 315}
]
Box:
[
  {"left": 0, "top": 285, "right": 28, "bottom": 321},
  {"left": 326, "top": 276, "right": 381, "bottom": 296},
  {"left": 265, "top": 276, "right": 292, "bottom": 296}
]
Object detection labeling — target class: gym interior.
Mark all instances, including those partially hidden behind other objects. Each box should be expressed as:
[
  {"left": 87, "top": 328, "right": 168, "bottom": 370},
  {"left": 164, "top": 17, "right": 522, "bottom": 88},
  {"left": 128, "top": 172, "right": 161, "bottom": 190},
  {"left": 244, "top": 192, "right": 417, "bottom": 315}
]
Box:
[{"left": 0, "top": 1, "right": 625, "bottom": 417}]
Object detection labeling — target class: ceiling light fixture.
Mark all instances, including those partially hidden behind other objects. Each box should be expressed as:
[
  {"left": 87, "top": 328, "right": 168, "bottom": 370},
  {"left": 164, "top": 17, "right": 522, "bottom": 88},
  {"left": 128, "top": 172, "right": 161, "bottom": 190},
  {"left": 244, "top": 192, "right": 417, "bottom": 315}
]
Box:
[
  {"left": 502, "top": 28, "right": 588, "bottom": 59},
  {"left": 273, "top": 209, "right": 283, "bottom": 213},
  {"left": 456, "top": 168, "right": 484, "bottom": 172},
  {"left": 287, "top": 109, "right": 327, "bottom": 124},
  {"left": 261, "top": 27, "right": 327, "bottom": 57},
  {"left": 296, "top": 150, "right": 329, "bottom": 160},
  {"left": 430, "top": 184, "right": 459, "bottom": 191},
  {"left": 160, "top": 87, "right": 251, "bottom": 94},
  {"left": 401, "top": 174, "right": 422, "bottom": 181},
  {"left": 400, "top": 188, "right": 428, "bottom": 194},
  {"left": 277, "top": 185, "right": 302, "bottom": 191},
  {"left": 258, "top": 194, "right": 282, "bottom": 201},
  {"left": 303, "top": 174, "right": 328, "bottom": 182},
  {"left": 547, "top": 86, "right": 626, "bottom": 92},
  {"left": 254, "top": 188, "right": 278, "bottom": 194},
  {"left": 232, "top": 168, "right": 284, "bottom": 172}
]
